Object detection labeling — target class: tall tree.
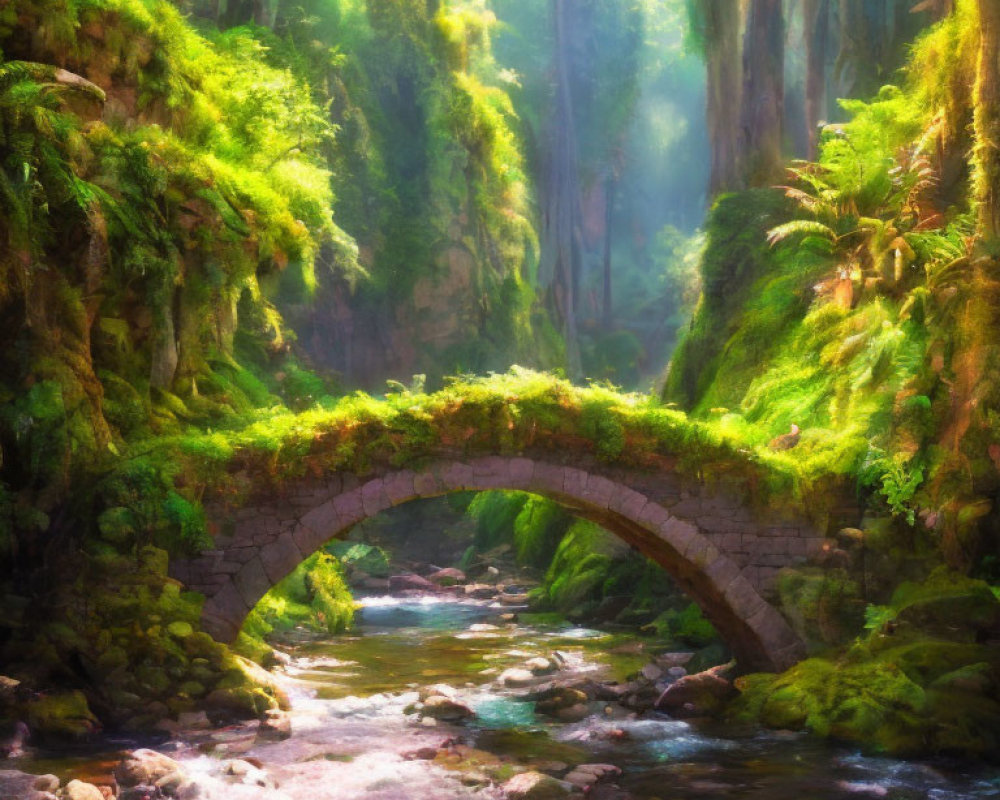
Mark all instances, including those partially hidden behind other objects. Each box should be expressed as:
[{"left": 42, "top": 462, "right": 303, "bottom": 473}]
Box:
[
  {"left": 693, "top": 0, "right": 743, "bottom": 195},
  {"left": 803, "top": 0, "right": 831, "bottom": 159},
  {"left": 976, "top": 0, "right": 1000, "bottom": 239},
  {"left": 540, "top": 0, "right": 583, "bottom": 377},
  {"left": 739, "top": 0, "right": 785, "bottom": 186}
]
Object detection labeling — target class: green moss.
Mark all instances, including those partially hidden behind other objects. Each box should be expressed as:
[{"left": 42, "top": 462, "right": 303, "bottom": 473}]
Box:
[
  {"left": 22, "top": 691, "right": 99, "bottom": 741},
  {"left": 236, "top": 552, "right": 355, "bottom": 661}
]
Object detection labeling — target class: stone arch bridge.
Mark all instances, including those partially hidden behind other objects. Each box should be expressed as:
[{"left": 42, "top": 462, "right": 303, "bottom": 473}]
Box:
[{"left": 172, "top": 451, "right": 850, "bottom": 673}]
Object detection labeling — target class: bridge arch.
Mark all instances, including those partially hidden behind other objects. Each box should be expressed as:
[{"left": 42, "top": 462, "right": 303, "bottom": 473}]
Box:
[{"left": 172, "top": 456, "right": 820, "bottom": 673}]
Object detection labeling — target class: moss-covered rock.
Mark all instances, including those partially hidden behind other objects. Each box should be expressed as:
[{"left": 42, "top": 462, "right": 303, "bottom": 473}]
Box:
[{"left": 21, "top": 691, "right": 99, "bottom": 741}]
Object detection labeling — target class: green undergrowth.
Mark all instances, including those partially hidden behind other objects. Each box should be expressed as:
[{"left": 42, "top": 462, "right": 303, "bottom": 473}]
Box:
[
  {"left": 732, "top": 568, "right": 1000, "bottom": 759},
  {"left": 0, "top": 544, "right": 286, "bottom": 739},
  {"left": 666, "top": 5, "right": 996, "bottom": 537},
  {"left": 465, "top": 487, "right": 718, "bottom": 641},
  {"left": 236, "top": 552, "right": 355, "bottom": 663}
]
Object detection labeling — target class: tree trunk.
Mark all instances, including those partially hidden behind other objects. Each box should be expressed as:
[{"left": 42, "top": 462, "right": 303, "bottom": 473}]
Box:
[
  {"left": 976, "top": 0, "right": 1000, "bottom": 240},
  {"left": 705, "top": 0, "right": 743, "bottom": 194},
  {"left": 803, "top": 0, "right": 830, "bottom": 160},
  {"left": 540, "top": 0, "right": 583, "bottom": 378},
  {"left": 740, "top": 0, "right": 785, "bottom": 187},
  {"left": 602, "top": 175, "right": 614, "bottom": 330}
]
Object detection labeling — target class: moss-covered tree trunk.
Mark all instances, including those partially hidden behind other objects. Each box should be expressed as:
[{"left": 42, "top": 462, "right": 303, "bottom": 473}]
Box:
[
  {"left": 976, "top": 0, "right": 1000, "bottom": 240},
  {"left": 739, "top": 0, "right": 785, "bottom": 187},
  {"left": 803, "top": 0, "right": 830, "bottom": 160},
  {"left": 702, "top": 0, "right": 743, "bottom": 195}
]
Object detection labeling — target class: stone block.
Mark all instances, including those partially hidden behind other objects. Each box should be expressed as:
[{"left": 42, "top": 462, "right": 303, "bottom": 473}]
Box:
[
  {"left": 581, "top": 474, "right": 616, "bottom": 509},
  {"left": 703, "top": 555, "right": 741, "bottom": 596},
  {"left": 333, "top": 490, "right": 365, "bottom": 527},
  {"left": 638, "top": 501, "right": 671, "bottom": 530},
  {"left": 562, "top": 467, "right": 588, "bottom": 497},
  {"left": 203, "top": 582, "right": 250, "bottom": 643},
  {"left": 508, "top": 457, "right": 535, "bottom": 486},
  {"left": 361, "top": 479, "right": 390, "bottom": 517},
  {"left": 657, "top": 518, "right": 697, "bottom": 555},
  {"left": 723, "top": 576, "right": 767, "bottom": 620},
  {"left": 413, "top": 469, "right": 444, "bottom": 497},
  {"left": 292, "top": 522, "right": 326, "bottom": 559},
  {"left": 383, "top": 470, "right": 417, "bottom": 505},
  {"left": 609, "top": 486, "right": 647, "bottom": 518},
  {"left": 260, "top": 533, "right": 304, "bottom": 585},
  {"left": 299, "top": 500, "right": 340, "bottom": 537},
  {"left": 531, "top": 463, "right": 566, "bottom": 494},
  {"left": 441, "top": 462, "right": 474, "bottom": 489},
  {"left": 234, "top": 557, "right": 271, "bottom": 610}
]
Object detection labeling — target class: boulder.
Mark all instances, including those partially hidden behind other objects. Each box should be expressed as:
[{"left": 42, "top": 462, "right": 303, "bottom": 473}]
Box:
[
  {"left": 655, "top": 662, "right": 736, "bottom": 718},
  {"left": 64, "top": 780, "right": 104, "bottom": 800},
  {"left": 553, "top": 704, "right": 590, "bottom": 723},
  {"left": 499, "top": 668, "right": 538, "bottom": 688},
  {"left": 531, "top": 688, "right": 588, "bottom": 716},
  {"left": 418, "top": 684, "right": 458, "bottom": 702},
  {"left": 0, "top": 771, "right": 57, "bottom": 800},
  {"left": 525, "top": 657, "right": 558, "bottom": 676},
  {"left": 22, "top": 691, "right": 98, "bottom": 741},
  {"left": 32, "top": 775, "right": 59, "bottom": 793},
  {"left": 420, "top": 695, "right": 474, "bottom": 722},
  {"left": 114, "top": 749, "right": 186, "bottom": 788},
  {"left": 563, "top": 763, "right": 621, "bottom": 788},
  {"left": 428, "top": 568, "right": 466, "bottom": 587},
  {"left": 502, "top": 771, "right": 571, "bottom": 800},
  {"left": 388, "top": 574, "right": 440, "bottom": 594},
  {"left": 257, "top": 709, "right": 291, "bottom": 741}
]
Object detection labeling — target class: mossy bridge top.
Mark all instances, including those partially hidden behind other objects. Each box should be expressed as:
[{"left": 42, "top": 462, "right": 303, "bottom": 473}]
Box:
[{"left": 162, "top": 371, "right": 856, "bottom": 673}]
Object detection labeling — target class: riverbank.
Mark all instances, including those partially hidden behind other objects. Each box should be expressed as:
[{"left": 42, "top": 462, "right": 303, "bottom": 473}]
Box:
[{"left": 2, "top": 595, "right": 999, "bottom": 800}]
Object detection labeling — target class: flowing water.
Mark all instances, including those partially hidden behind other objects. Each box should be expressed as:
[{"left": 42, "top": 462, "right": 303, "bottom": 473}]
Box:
[{"left": 13, "top": 596, "right": 1000, "bottom": 800}]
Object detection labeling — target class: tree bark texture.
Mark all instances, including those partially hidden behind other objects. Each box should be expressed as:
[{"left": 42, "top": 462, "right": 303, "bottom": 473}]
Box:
[
  {"left": 977, "top": 0, "right": 1000, "bottom": 240},
  {"left": 740, "top": 0, "right": 785, "bottom": 187},
  {"left": 705, "top": 0, "right": 743, "bottom": 194}
]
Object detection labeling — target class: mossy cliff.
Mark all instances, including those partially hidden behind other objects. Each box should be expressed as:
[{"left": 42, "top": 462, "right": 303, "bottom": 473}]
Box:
[
  {"left": 665, "top": 2, "right": 1000, "bottom": 758},
  {"left": 0, "top": 0, "right": 557, "bottom": 738}
]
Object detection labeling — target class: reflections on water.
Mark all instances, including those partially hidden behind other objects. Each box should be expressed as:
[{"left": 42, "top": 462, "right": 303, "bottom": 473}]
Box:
[{"left": 14, "top": 596, "right": 1000, "bottom": 800}]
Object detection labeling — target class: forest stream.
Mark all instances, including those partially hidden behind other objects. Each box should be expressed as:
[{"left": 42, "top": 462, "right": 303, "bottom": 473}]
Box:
[{"left": 10, "top": 595, "right": 1000, "bottom": 800}]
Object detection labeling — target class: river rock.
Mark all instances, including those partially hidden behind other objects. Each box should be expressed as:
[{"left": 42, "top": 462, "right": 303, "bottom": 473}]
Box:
[
  {"left": 64, "top": 779, "right": 104, "bottom": 800},
  {"left": 428, "top": 568, "right": 466, "bottom": 586},
  {"left": 421, "top": 695, "right": 475, "bottom": 722},
  {"left": 257, "top": 708, "right": 291, "bottom": 741},
  {"left": 500, "top": 668, "right": 538, "bottom": 688},
  {"left": 502, "top": 771, "right": 571, "bottom": 799},
  {"left": 655, "top": 662, "right": 736, "bottom": 718},
  {"left": 640, "top": 664, "right": 663, "bottom": 682},
  {"left": 33, "top": 775, "right": 59, "bottom": 793},
  {"left": 464, "top": 584, "right": 497, "bottom": 599},
  {"left": 0, "top": 771, "right": 55, "bottom": 799},
  {"left": 418, "top": 684, "right": 457, "bottom": 702},
  {"left": 118, "top": 786, "right": 162, "bottom": 800},
  {"left": 114, "top": 749, "right": 186, "bottom": 788},
  {"left": 563, "top": 763, "right": 621, "bottom": 788},
  {"left": 525, "top": 657, "right": 558, "bottom": 676},
  {"left": 388, "top": 574, "right": 440, "bottom": 594},
  {"left": 531, "top": 687, "right": 588, "bottom": 715},
  {"left": 222, "top": 759, "right": 275, "bottom": 789},
  {"left": 553, "top": 703, "right": 590, "bottom": 722},
  {"left": 499, "top": 592, "right": 530, "bottom": 606},
  {"left": 655, "top": 652, "right": 694, "bottom": 668}
]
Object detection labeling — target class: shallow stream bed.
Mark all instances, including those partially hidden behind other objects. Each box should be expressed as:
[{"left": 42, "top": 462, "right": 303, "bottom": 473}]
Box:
[{"left": 13, "top": 596, "right": 1000, "bottom": 800}]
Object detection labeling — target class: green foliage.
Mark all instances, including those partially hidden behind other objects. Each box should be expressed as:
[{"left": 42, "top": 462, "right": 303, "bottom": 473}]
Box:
[
  {"left": 860, "top": 448, "right": 925, "bottom": 525},
  {"left": 238, "top": 552, "right": 355, "bottom": 660}
]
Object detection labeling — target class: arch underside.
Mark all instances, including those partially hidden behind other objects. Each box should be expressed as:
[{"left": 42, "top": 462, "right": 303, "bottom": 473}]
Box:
[{"left": 176, "top": 457, "right": 811, "bottom": 673}]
